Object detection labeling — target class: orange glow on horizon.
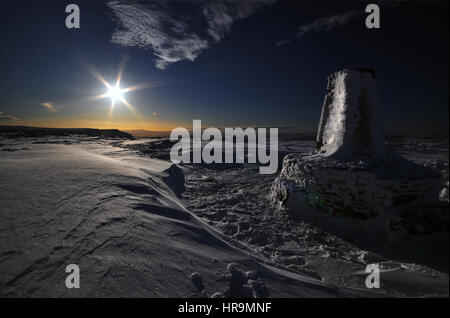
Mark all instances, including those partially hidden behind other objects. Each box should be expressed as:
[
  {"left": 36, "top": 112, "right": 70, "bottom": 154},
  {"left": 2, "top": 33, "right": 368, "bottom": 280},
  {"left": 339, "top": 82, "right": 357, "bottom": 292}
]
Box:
[{"left": 18, "top": 117, "right": 185, "bottom": 132}]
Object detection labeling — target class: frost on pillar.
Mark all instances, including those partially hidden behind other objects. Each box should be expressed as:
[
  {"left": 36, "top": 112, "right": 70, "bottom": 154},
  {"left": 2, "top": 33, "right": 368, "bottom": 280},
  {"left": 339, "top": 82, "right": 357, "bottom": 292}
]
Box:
[
  {"left": 271, "top": 68, "right": 448, "bottom": 236},
  {"left": 316, "top": 69, "right": 385, "bottom": 160}
]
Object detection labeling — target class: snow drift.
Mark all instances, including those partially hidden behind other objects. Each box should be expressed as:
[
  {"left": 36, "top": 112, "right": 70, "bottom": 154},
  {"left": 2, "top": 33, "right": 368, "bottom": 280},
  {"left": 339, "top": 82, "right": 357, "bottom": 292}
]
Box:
[{"left": 0, "top": 139, "right": 362, "bottom": 297}]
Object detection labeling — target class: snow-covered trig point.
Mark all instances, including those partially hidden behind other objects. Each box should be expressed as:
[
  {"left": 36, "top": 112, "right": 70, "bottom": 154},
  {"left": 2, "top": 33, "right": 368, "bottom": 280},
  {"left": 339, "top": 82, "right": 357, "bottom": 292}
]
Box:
[
  {"left": 316, "top": 68, "right": 386, "bottom": 160},
  {"left": 272, "top": 68, "right": 447, "bottom": 237}
]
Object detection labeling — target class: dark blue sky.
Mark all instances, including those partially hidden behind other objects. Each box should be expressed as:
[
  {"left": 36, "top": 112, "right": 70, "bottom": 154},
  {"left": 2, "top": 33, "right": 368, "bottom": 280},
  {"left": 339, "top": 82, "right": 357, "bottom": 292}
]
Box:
[{"left": 0, "top": 1, "right": 448, "bottom": 135}]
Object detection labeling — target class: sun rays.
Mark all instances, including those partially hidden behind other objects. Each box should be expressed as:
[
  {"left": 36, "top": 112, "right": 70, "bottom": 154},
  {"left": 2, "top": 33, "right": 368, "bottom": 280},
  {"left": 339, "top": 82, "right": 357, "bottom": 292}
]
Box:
[
  {"left": 56, "top": 57, "right": 180, "bottom": 129},
  {"left": 87, "top": 57, "right": 161, "bottom": 125},
  {"left": 87, "top": 58, "right": 141, "bottom": 123}
]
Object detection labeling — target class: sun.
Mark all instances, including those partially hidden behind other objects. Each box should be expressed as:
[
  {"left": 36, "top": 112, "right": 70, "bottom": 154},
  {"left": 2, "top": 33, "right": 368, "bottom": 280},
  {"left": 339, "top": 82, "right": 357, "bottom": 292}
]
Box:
[
  {"left": 105, "top": 84, "right": 124, "bottom": 102},
  {"left": 88, "top": 57, "right": 170, "bottom": 121}
]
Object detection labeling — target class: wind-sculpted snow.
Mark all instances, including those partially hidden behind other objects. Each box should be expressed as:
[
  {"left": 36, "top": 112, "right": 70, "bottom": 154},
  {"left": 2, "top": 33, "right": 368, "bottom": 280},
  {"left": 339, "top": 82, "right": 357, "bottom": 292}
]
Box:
[
  {"left": 0, "top": 137, "right": 362, "bottom": 297},
  {"left": 1, "top": 136, "right": 448, "bottom": 297}
]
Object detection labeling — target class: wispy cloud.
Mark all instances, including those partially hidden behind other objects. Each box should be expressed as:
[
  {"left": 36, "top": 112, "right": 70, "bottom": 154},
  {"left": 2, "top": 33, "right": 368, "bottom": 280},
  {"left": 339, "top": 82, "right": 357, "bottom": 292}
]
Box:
[
  {"left": 276, "top": 9, "right": 360, "bottom": 47},
  {"left": 41, "top": 102, "right": 56, "bottom": 112},
  {"left": 276, "top": 2, "right": 402, "bottom": 47},
  {"left": 107, "top": 0, "right": 273, "bottom": 69},
  {"left": 275, "top": 39, "right": 291, "bottom": 47},
  {"left": 0, "top": 112, "right": 19, "bottom": 121},
  {"left": 296, "top": 10, "right": 360, "bottom": 38}
]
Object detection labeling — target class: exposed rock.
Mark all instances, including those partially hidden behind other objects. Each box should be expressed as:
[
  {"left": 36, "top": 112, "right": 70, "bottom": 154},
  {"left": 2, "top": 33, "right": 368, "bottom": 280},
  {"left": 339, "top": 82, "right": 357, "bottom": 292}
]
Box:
[{"left": 189, "top": 272, "right": 205, "bottom": 292}]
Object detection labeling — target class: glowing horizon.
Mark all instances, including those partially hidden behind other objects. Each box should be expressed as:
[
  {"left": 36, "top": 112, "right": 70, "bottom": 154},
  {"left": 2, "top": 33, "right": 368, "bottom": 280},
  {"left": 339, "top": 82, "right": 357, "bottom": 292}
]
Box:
[{"left": 7, "top": 119, "right": 182, "bottom": 132}]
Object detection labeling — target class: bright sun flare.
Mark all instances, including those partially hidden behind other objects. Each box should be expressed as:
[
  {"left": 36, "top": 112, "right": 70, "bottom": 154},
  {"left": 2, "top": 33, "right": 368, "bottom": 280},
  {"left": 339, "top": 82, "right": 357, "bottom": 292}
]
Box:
[
  {"left": 90, "top": 58, "right": 162, "bottom": 121},
  {"left": 106, "top": 84, "right": 124, "bottom": 102}
]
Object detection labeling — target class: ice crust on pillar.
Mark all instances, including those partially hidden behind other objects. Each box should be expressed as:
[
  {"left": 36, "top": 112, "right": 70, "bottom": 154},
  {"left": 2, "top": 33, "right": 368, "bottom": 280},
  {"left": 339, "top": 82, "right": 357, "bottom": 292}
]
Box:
[{"left": 316, "top": 68, "right": 385, "bottom": 160}]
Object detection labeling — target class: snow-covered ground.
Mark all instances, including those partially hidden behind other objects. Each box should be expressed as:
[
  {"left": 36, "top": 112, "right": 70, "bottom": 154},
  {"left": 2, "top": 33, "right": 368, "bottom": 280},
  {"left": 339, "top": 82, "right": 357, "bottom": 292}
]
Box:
[
  {"left": 120, "top": 134, "right": 449, "bottom": 297},
  {"left": 0, "top": 135, "right": 370, "bottom": 297},
  {"left": 0, "top": 134, "right": 448, "bottom": 297},
  {"left": 181, "top": 137, "right": 449, "bottom": 297}
]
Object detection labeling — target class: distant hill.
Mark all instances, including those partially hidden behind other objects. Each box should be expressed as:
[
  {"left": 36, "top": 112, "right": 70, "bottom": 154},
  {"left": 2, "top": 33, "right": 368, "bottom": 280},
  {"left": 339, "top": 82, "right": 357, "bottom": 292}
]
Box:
[
  {"left": 0, "top": 126, "right": 135, "bottom": 139},
  {"left": 125, "top": 129, "right": 170, "bottom": 138}
]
